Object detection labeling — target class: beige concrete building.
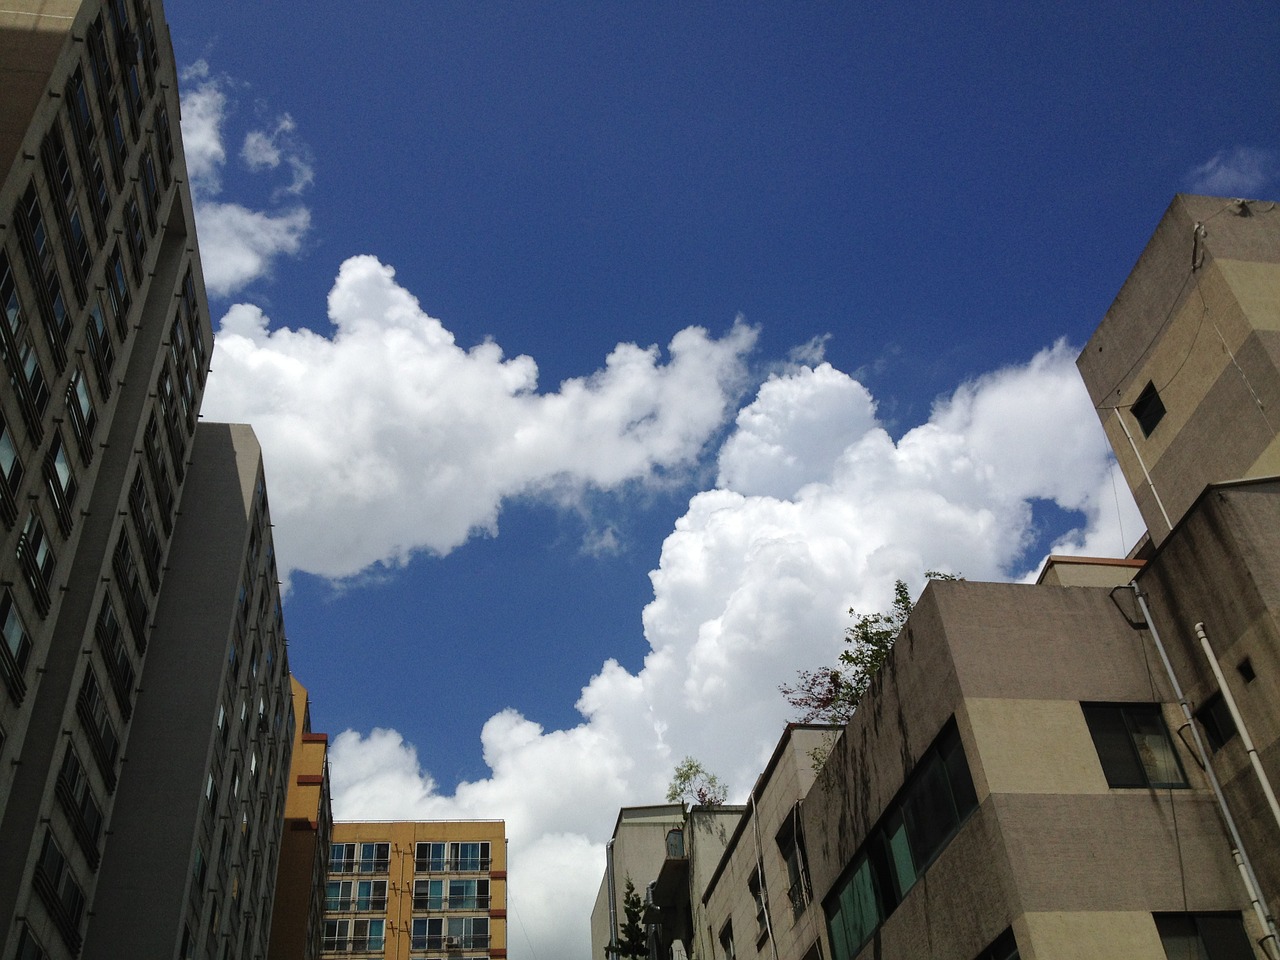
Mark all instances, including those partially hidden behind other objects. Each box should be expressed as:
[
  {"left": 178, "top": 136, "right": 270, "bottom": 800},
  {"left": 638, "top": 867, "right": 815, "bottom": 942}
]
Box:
[
  {"left": 698, "top": 726, "right": 838, "bottom": 960},
  {"left": 319, "top": 820, "right": 508, "bottom": 960},
  {"left": 592, "top": 804, "right": 740, "bottom": 960},
  {"left": 1078, "top": 195, "right": 1280, "bottom": 548}
]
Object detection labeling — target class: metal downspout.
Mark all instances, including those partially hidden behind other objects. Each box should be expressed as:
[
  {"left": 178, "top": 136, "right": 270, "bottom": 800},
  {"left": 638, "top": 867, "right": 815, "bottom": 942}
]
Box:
[
  {"left": 606, "top": 838, "right": 619, "bottom": 960},
  {"left": 749, "top": 792, "right": 779, "bottom": 960},
  {"left": 1114, "top": 409, "right": 1174, "bottom": 535},
  {"left": 1195, "top": 622, "right": 1280, "bottom": 835},
  {"left": 1132, "top": 585, "right": 1280, "bottom": 958}
]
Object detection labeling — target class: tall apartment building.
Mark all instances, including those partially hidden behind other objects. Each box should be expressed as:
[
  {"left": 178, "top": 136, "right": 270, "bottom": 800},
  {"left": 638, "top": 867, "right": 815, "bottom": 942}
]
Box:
[
  {"left": 598, "top": 194, "right": 1280, "bottom": 960},
  {"left": 0, "top": 2, "right": 296, "bottom": 959},
  {"left": 318, "top": 821, "right": 508, "bottom": 960}
]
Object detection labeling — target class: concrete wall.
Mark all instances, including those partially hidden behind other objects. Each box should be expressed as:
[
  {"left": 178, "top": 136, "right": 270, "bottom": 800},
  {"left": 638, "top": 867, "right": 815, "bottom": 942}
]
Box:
[
  {"left": 700, "top": 727, "right": 835, "bottom": 960},
  {"left": 1078, "top": 195, "right": 1280, "bottom": 544},
  {"left": 801, "top": 578, "right": 1264, "bottom": 960},
  {"left": 591, "top": 805, "right": 687, "bottom": 960},
  {"left": 1136, "top": 478, "right": 1280, "bottom": 925}
]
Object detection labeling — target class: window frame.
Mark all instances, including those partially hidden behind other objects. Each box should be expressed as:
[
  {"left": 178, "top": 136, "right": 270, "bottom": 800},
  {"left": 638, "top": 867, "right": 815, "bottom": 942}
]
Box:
[{"left": 1082, "top": 702, "right": 1188, "bottom": 790}]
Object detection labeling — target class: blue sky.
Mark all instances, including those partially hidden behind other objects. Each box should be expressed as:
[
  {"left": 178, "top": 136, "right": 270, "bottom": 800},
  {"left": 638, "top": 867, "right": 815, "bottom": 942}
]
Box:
[{"left": 162, "top": 2, "right": 1277, "bottom": 956}]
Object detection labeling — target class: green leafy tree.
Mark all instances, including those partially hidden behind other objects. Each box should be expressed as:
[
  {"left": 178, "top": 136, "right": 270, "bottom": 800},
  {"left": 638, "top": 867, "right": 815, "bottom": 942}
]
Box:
[
  {"left": 781, "top": 573, "right": 959, "bottom": 724},
  {"left": 665, "top": 756, "right": 727, "bottom": 806},
  {"left": 614, "top": 878, "right": 647, "bottom": 960}
]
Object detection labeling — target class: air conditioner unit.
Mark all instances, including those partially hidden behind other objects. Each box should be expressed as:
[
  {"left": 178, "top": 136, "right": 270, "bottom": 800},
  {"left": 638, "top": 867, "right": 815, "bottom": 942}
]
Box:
[{"left": 445, "top": 936, "right": 462, "bottom": 948}]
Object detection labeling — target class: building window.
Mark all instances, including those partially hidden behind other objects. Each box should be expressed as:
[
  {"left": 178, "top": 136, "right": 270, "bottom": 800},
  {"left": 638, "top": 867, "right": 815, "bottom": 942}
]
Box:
[
  {"left": 330, "top": 842, "right": 388, "bottom": 874},
  {"left": 77, "top": 669, "right": 119, "bottom": 787},
  {"left": 356, "top": 879, "right": 387, "bottom": 911},
  {"left": 56, "top": 746, "right": 103, "bottom": 867},
  {"left": 974, "top": 928, "right": 1019, "bottom": 960},
  {"left": 776, "top": 806, "right": 812, "bottom": 919},
  {"left": 1195, "top": 693, "right": 1238, "bottom": 753},
  {"left": 0, "top": 413, "right": 23, "bottom": 528},
  {"left": 44, "top": 432, "right": 78, "bottom": 535},
  {"left": 748, "top": 871, "right": 768, "bottom": 942},
  {"left": 17, "top": 511, "right": 55, "bottom": 615},
  {"left": 414, "top": 878, "right": 443, "bottom": 910},
  {"left": 447, "top": 916, "right": 489, "bottom": 949},
  {"left": 33, "top": 830, "right": 85, "bottom": 950},
  {"left": 1155, "top": 913, "right": 1254, "bottom": 960},
  {"left": 67, "top": 366, "right": 97, "bottom": 463},
  {"left": 1, "top": 588, "right": 32, "bottom": 703},
  {"left": 1131, "top": 381, "right": 1166, "bottom": 437},
  {"left": 352, "top": 919, "right": 384, "bottom": 951},
  {"left": 719, "top": 921, "right": 736, "bottom": 960},
  {"left": 825, "top": 720, "right": 979, "bottom": 959},
  {"left": 411, "top": 918, "right": 443, "bottom": 951},
  {"left": 448, "top": 878, "right": 490, "bottom": 910},
  {"left": 15, "top": 922, "right": 47, "bottom": 960},
  {"left": 1082, "top": 703, "right": 1187, "bottom": 789},
  {"left": 326, "top": 880, "right": 352, "bottom": 911},
  {"left": 415, "top": 841, "right": 446, "bottom": 872},
  {"left": 449, "top": 841, "right": 490, "bottom": 871}
]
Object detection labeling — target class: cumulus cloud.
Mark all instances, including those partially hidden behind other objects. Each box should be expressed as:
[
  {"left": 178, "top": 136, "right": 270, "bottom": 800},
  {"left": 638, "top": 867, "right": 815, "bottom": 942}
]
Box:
[
  {"left": 200, "top": 256, "right": 758, "bottom": 582},
  {"left": 178, "top": 62, "right": 311, "bottom": 297},
  {"left": 321, "top": 338, "right": 1142, "bottom": 960},
  {"left": 1186, "top": 146, "right": 1276, "bottom": 197}
]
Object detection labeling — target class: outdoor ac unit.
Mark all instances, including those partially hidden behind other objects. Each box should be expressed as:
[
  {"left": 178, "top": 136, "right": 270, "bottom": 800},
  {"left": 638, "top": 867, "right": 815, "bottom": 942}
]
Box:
[{"left": 445, "top": 936, "right": 462, "bottom": 947}]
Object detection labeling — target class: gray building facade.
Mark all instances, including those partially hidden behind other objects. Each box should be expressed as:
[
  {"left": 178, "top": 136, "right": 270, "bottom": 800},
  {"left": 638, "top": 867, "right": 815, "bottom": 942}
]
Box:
[{"left": 1, "top": 2, "right": 295, "bottom": 958}]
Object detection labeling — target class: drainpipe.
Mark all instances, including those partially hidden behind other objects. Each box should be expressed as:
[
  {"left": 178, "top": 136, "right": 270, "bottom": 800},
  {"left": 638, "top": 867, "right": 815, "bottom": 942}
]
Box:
[
  {"left": 749, "top": 792, "right": 779, "bottom": 960},
  {"left": 1114, "top": 409, "right": 1174, "bottom": 535},
  {"left": 1195, "top": 622, "right": 1280, "bottom": 835},
  {"left": 606, "top": 839, "right": 619, "bottom": 960},
  {"left": 1132, "top": 585, "right": 1280, "bottom": 958}
]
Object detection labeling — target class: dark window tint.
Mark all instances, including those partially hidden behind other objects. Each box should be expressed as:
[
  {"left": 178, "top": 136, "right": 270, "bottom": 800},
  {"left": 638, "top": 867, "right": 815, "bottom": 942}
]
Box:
[
  {"left": 1132, "top": 381, "right": 1166, "bottom": 437},
  {"left": 1083, "top": 703, "right": 1187, "bottom": 789}
]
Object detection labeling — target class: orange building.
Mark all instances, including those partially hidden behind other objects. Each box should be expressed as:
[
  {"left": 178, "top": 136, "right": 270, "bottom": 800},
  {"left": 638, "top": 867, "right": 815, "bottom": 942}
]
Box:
[
  {"left": 269, "top": 679, "right": 334, "bottom": 960},
  {"left": 321, "top": 820, "right": 508, "bottom": 960}
]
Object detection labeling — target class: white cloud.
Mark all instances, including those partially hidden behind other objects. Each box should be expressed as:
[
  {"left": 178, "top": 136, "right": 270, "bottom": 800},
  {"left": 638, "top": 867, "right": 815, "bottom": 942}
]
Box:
[
  {"left": 240, "top": 113, "right": 315, "bottom": 195},
  {"left": 201, "top": 256, "right": 758, "bottom": 582},
  {"left": 318, "top": 336, "right": 1142, "bottom": 960},
  {"left": 1186, "top": 147, "right": 1276, "bottom": 197},
  {"left": 178, "top": 63, "right": 311, "bottom": 297}
]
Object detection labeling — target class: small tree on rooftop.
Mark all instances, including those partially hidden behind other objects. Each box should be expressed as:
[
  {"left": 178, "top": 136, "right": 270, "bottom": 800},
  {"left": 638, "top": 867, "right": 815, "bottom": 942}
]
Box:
[
  {"left": 781, "top": 572, "right": 961, "bottom": 727},
  {"left": 666, "top": 756, "right": 728, "bottom": 806}
]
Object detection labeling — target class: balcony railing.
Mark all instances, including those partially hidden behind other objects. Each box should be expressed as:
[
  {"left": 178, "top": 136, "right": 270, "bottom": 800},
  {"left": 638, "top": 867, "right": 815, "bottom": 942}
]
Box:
[
  {"left": 410, "top": 935, "right": 490, "bottom": 951},
  {"left": 415, "top": 858, "right": 492, "bottom": 873},
  {"left": 328, "top": 859, "right": 390, "bottom": 876},
  {"left": 321, "top": 936, "right": 385, "bottom": 953},
  {"left": 324, "top": 897, "right": 387, "bottom": 912},
  {"left": 412, "top": 896, "right": 491, "bottom": 912}
]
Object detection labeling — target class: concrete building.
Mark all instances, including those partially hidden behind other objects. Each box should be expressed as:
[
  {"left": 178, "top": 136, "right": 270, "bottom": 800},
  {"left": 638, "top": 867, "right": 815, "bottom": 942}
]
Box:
[
  {"left": 1078, "top": 195, "right": 1280, "bottom": 549},
  {"left": 698, "top": 726, "right": 837, "bottom": 960},
  {"left": 0, "top": 2, "right": 297, "bottom": 958},
  {"left": 269, "top": 678, "right": 335, "bottom": 960},
  {"left": 84, "top": 423, "right": 294, "bottom": 960},
  {"left": 319, "top": 820, "right": 508, "bottom": 960},
  {"left": 797, "top": 195, "right": 1280, "bottom": 960},
  {"left": 591, "top": 801, "right": 746, "bottom": 960}
]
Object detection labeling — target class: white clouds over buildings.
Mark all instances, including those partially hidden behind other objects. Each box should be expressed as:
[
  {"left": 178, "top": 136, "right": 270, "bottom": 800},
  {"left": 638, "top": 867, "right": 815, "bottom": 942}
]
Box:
[
  {"left": 183, "top": 62, "right": 1145, "bottom": 960},
  {"left": 315, "top": 335, "right": 1139, "bottom": 960}
]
